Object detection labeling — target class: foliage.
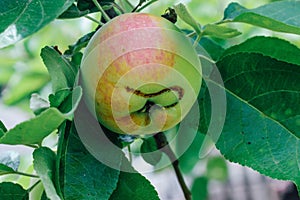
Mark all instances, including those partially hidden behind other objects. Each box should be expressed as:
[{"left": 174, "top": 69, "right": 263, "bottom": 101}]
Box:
[{"left": 0, "top": 0, "right": 300, "bottom": 199}]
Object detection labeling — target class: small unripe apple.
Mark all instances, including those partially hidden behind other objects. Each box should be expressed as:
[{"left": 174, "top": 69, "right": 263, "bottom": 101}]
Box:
[{"left": 81, "top": 13, "right": 202, "bottom": 135}]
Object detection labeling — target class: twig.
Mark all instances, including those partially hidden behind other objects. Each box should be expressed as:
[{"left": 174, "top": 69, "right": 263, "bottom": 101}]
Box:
[
  {"left": 154, "top": 132, "right": 192, "bottom": 200},
  {"left": 109, "top": 2, "right": 125, "bottom": 14},
  {"left": 193, "top": 32, "right": 203, "bottom": 47},
  {"left": 135, "top": 0, "right": 159, "bottom": 12},
  {"left": 186, "top": 31, "right": 196, "bottom": 38},
  {"left": 92, "top": 0, "right": 111, "bottom": 22},
  {"left": 25, "top": 144, "right": 39, "bottom": 148},
  {"left": 15, "top": 171, "right": 39, "bottom": 178},
  {"left": 84, "top": 15, "right": 104, "bottom": 26},
  {"left": 131, "top": 1, "right": 143, "bottom": 12},
  {"left": 27, "top": 180, "right": 41, "bottom": 192}
]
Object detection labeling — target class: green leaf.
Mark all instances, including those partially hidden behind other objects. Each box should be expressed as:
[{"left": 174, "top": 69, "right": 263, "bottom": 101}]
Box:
[
  {"left": 50, "top": 86, "right": 82, "bottom": 119},
  {"left": 206, "top": 156, "right": 228, "bottom": 181},
  {"left": 214, "top": 45, "right": 300, "bottom": 188},
  {"left": 174, "top": 3, "right": 201, "bottom": 34},
  {"left": 140, "top": 137, "right": 162, "bottom": 166},
  {"left": 49, "top": 87, "right": 83, "bottom": 120},
  {"left": 109, "top": 159, "right": 159, "bottom": 200},
  {"left": 221, "top": 36, "right": 300, "bottom": 66},
  {"left": 41, "top": 191, "right": 50, "bottom": 200},
  {"left": 203, "top": 24, "right": 241, "bottom": 39},
  {"left": 223, "top": 2, "right": 248, "bottom": 20},
  {"left": 0, "top": 164, "right": 15, "bottom": 175},
  {"left": 49, "top": 89, "right": 72, "bottom": 108},
  {"left": 117, "top": 0, "right": 134, "bottom": 12},
  {"left": 199, "top": 37, "right": 225, "bottom": 61},
  {"left": 62, "top": 123, "right": 121, "bottom": 200},
  {"left": 0, "top": 121, "right": 5, "bottom": 131},
  {"left": 58, "top": 4, "right": 89, "bottom": 19},
  {"left": 0, "top": 121, "right": 6, "bottom": 137},
  {"left": 191, "top": 176, "right": 208, "bottom": 200},
  {"left": 77, "top": 0, "right": 114, "bottom": 12},
  {"left": 0, "top": 182, "right": 29, "bottom": 200},
  {"left": 41, "top": 46, "right": 77, "bottom": 93},
  {"left": 77, "top": 0, "right": 98, "bottom": 11},
  {"left": 222, "top": 1, "right": 300, "bottom": 35},
  {"left": 220, "top": 37, "right": 300, "bottom": 137},
  {"left": 33, "top": 147, "right": 60, "bottom": 200},
  {"left": 64, "top": 32, "right": 95, "bottom": 56},
  {"left": 0, "top": 0, "right": 75, "bottom": 48},
  {"left": 66, "top": 87, "right": 83, "bottom": 120},
  {"left": 0, "top": 108, "right": 66, "bottom": 145},
  {"left": 70, "top": 52, "right": 83, "bottom": 70}
]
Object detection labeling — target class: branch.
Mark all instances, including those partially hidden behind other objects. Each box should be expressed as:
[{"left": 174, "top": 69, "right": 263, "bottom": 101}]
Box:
[
  {"left": 92, "top": 0, "right": 111, "bottom": 22},
  {"left": 84, "top": 15, "right": 104, "bottom": 26},
  {"left": 15, "top": 171, "right": 39, "bottom": 178},
  {"left": 27, "top": 180, "right": 41, "bottom": 192},
  {"left": 132, "top": 0, "right": 158, "bottom": 12},
  {"left": 154, "top": 132, "right": 192, "bottom": 200}
]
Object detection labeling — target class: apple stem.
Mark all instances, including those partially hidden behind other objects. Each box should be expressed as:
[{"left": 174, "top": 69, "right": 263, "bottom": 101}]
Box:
[
  {"left": 154, "top": 132, "right": 192, "bottom": 200},
  {"left": 92, "top": 0, "right": 111, "bottom": 22}
]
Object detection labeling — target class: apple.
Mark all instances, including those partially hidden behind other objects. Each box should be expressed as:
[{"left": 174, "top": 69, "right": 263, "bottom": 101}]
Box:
[{"left": 80, "top": 13, "right": 202, "bottom": 135}]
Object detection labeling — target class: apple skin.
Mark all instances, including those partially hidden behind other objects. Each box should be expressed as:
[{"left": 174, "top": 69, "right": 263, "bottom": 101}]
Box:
[{"left": 80, "top": 13, "right": 202, "bottom": 135}]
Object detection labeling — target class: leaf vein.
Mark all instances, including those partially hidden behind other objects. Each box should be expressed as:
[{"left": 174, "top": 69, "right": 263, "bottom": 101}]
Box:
[{"left": 247, "top": 90, "right": 300, "bottom": 102}]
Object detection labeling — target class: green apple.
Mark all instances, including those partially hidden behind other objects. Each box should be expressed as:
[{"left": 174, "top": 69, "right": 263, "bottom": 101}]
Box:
[{"left": 80, "top": 13, "right": 202, "bottom": 135}]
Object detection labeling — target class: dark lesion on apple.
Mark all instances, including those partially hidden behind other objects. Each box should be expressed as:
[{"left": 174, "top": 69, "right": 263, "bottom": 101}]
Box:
[
  {"left": 138, "top": 101, "right": 157, "bottom": 113},
  {"left": 126, "top": 85, "right": 184, "bottom": 113},
  {"left": 125, "top": 86, "right": 184, "bottom": 100}
]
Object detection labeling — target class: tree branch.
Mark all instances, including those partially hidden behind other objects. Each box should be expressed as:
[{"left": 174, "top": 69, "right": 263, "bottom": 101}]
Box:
[{"left": 154, "top": 132, "right": 191, "bottom": 200}]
